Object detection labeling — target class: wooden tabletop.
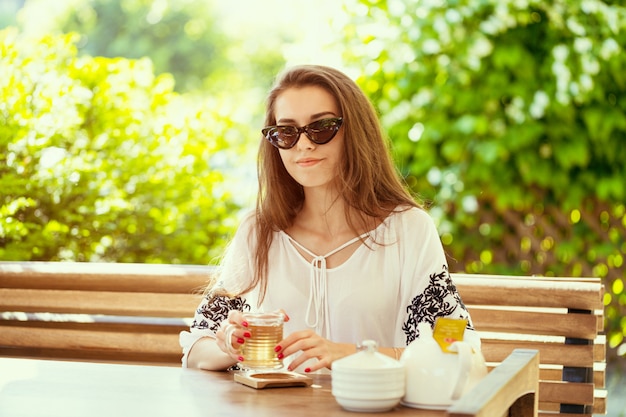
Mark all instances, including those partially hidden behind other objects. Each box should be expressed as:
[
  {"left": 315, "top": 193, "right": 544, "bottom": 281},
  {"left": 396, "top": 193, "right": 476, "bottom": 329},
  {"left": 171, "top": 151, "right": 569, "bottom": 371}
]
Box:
[{"left": 0, "top": 358, "right": 446, "bottom": 417}]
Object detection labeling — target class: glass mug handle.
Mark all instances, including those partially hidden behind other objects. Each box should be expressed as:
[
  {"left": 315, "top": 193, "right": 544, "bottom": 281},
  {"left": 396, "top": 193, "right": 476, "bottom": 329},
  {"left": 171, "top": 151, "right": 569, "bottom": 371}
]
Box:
[{"left": 224, "top": 324, "right": 241, "bottom": 356}]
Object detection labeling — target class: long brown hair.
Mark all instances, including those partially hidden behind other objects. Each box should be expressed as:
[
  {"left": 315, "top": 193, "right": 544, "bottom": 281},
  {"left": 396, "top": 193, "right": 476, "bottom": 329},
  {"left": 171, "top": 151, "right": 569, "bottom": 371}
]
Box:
[{"left": 249, "top": 65, "right": 419, "bottom": 302}]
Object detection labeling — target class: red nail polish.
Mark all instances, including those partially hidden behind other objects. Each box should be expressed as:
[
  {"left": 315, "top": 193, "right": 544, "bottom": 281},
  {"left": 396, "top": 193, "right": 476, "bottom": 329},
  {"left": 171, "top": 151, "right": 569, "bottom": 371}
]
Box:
[
  {"left": 237, "top": 338, "right": 245, "bottom": 344},
  {"left": 304, "top": 368, "right": 311, "bottom": 373},
  {"left": 243, "top": 332, "right": 251, "bottom": 338},
  {"left": 274, "top": 345, "right": 282, "bottom": 352},
  {"left": 238, "top": 356, "right": 244, "bottom": 362},
  {"left": 242, "top": 321, "right": 249, "bottom": 327},
  {"left": 277, "top": 353, "right": 284, "bottom": 359}
]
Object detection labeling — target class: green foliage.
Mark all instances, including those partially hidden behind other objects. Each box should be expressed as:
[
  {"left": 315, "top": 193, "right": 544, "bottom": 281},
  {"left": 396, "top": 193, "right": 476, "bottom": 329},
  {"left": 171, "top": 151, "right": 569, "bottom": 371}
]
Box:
[
  {"left": 0, "top": 0, "right": 287, "bottom": 265},
  {"left": 0, "top": 28, "right": 248, "bottom": 264},
  {"left": 58, "top": 0, "right": 227, "bottom": 93},
  {"left": 342, "top": 0, "right": 626, "bottom": 355},
  {"left": 3, "top": 0, "right": 286, "bottom": 96}
]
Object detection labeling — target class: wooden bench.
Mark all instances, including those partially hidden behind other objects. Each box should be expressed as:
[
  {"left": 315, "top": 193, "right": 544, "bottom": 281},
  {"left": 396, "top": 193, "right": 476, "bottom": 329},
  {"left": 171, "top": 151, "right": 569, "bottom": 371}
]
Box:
[
  {"left": 0, "top": 262, "right": 606, "bottom": 416},
  {"left": 0, "top": 261, "right": 209, "bottom": 365},
  {"left": 453, "top": 273, "right": 606, "bottom": 416}
]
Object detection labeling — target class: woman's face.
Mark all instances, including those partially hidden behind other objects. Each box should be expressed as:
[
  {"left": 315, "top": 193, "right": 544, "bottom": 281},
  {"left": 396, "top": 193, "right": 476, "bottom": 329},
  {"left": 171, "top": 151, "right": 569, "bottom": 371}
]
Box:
[{"left": 273, "top": 86, "right": 343, "bottom": 191}]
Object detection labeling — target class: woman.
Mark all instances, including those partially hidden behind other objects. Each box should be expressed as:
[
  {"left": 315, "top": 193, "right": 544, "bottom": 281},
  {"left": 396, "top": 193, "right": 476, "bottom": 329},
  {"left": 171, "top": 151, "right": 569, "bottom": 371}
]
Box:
[{"left": 180, "top": 65, "right": 478, "bottom": 373}]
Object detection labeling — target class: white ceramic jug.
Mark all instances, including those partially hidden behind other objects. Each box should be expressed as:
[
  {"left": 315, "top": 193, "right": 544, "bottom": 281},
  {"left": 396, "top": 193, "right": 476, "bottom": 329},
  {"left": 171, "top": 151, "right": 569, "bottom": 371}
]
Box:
[{"left": 400, "top": 322, "right": 487, "bottom": 410}]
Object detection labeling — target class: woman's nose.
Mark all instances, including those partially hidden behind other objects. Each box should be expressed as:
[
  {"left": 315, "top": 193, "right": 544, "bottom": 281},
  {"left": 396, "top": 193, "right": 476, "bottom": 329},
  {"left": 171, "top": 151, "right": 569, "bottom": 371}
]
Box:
[{"left": 295, "top": 132, "right": 316, "bottom": 150}]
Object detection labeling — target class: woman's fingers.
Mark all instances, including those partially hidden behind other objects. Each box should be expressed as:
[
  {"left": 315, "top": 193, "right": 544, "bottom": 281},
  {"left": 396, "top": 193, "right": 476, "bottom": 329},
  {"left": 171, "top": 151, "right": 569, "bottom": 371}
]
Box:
[
  {"left": 227, "top": 309, "right": 245, "bottom": 324},
  {"left": 276, "top": 330, "right": 314, "bottom": 355},
  {"left": 277, "top": 330, "right": 339, "bottom": 372},
  {"left": 274, "top": 308, "right": 290, "bottom": 322},
  {"left": 216, "top": 312, "right": 250, "bottom": 357},
  {"left": 287, "top": 346, "right": 331, "bottom": 372},
  {"left": 280, "top": 331, "right": 356, "bottom": 371}
]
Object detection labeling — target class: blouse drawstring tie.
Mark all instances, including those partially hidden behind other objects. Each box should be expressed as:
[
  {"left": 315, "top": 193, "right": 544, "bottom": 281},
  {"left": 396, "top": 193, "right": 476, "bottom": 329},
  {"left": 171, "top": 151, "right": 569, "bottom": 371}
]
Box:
[{"left": 285, "top": 233, "right": 369, "bottom": 338}]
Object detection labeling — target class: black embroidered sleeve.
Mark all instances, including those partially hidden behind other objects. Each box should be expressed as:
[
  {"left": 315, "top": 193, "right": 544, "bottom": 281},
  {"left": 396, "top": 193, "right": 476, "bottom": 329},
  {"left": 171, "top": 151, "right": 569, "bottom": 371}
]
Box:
[
  {"left": 401, "top": 265, "right": 473, "bottom": 345},
  {"left": 191, "top": 293, "right": 251, "bottom": 333}
]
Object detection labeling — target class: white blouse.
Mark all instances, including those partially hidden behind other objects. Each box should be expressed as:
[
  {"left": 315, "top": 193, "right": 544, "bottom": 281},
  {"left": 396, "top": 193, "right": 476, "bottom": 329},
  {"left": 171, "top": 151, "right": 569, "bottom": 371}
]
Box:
[{"left": 179, "top": 206, "right": 478, "bottom": 369}]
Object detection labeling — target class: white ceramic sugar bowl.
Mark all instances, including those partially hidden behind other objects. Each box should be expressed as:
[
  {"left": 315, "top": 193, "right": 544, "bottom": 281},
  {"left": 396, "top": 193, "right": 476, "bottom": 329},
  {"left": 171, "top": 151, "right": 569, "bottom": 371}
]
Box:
[{"left": 331, "top": 340, "right": 405, "bottom": 413}]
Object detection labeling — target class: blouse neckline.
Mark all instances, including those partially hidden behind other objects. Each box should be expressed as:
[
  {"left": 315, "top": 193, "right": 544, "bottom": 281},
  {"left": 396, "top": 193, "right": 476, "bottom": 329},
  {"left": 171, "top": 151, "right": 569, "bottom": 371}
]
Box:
[{"left": 276, "top": 212, "right": 395, "bottom": 337}]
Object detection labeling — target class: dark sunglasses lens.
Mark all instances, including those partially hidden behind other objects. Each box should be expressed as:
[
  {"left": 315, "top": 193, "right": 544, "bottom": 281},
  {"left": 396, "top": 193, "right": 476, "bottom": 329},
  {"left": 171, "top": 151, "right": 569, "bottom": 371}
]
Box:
[
  {"left": 307, "top": 118, "right": 341, "bottom": 143},
  {"left": 264, "top": 127, "right": 298, "bottom": 149}
]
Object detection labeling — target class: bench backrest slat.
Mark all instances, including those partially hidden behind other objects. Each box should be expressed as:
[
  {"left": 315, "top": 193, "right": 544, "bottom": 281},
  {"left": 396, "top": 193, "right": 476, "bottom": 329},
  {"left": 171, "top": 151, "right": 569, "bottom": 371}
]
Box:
[
  {"left": 453, "top": 275, "right": 604, "bottom": 310},
  {"left": 0, "top": 262, "right": 211, "bottom": 293},
  {"left": 469, "top": 307, "right": 600, "bottom": 339},
  {"left": 0, "top": 288, "right": 202, "bottom": 317}
]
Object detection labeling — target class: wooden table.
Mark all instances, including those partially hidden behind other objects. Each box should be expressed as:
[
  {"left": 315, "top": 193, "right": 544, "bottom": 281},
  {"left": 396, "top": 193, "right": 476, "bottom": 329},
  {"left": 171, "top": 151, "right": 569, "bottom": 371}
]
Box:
[{"left": 0, "top": 358, "right": 446, "bottom": 417}]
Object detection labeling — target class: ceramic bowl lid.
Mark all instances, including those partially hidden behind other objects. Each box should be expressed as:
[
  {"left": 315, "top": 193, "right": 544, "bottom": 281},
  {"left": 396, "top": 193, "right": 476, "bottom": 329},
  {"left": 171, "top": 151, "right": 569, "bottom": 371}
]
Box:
[{"left": 333, "top": 340, "right": 403, "bottom": 372}]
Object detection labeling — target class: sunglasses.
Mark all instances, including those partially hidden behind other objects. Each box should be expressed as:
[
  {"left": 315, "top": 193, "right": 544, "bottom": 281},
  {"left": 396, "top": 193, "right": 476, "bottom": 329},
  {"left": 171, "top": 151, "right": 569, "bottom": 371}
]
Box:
[{"left": 262, "top": 117, "right": 343, "bottom": 149}]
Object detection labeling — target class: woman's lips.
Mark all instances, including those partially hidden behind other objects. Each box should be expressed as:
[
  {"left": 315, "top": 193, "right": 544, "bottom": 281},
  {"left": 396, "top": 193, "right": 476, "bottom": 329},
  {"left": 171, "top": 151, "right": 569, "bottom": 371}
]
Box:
[{"left": 296, "top": 158, "right": 322, "bottom": 167}]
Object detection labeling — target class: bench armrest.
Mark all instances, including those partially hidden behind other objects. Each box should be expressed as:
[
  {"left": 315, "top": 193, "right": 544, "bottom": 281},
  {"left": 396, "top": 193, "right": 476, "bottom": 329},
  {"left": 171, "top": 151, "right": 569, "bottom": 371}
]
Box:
[{"left": 447, "top": 349, "right": 539, "bottom": 417}]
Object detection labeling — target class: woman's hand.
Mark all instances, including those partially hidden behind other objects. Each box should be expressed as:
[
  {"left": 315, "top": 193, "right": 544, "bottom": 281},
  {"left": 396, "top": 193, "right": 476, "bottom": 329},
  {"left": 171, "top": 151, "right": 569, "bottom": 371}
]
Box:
[
  {"left": 215, "top": 310, "right": 249, "bottom": 360},
  {"left": 276, "top": 330, "right": 354, "bottom": 373},
  {"left": 215, "top": 309, "right": 291, "bottom": 361}
]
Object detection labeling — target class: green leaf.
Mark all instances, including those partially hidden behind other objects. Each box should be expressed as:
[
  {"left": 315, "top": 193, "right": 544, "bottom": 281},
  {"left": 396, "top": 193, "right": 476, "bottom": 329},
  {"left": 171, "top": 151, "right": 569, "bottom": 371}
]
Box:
[{"left": 553, "top": 137, "right": 590, "bottom": 169}]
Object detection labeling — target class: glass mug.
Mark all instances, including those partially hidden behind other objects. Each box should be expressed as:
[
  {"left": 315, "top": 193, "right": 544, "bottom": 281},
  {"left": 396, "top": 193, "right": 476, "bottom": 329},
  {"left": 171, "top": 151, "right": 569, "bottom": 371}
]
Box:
[{"left": 226, "top": 311, "right": 285, "bottom": 371}]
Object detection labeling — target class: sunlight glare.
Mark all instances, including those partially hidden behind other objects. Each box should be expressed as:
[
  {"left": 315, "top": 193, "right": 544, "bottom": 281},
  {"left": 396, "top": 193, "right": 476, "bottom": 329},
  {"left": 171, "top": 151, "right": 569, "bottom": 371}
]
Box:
[{"left": 214, "top": 0, "right": 349, "bottom": 71}]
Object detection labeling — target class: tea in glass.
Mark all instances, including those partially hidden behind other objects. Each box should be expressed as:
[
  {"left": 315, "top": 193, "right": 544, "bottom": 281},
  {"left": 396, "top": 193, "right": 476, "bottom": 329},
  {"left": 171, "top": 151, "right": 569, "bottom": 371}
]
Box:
[{"left": 239, "top": 312, "right": 284, "bottom": 370}]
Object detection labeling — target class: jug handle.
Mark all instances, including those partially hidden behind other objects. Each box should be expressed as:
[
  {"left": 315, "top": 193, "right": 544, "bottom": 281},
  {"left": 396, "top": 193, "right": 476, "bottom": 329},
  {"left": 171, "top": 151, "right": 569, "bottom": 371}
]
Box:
[{"left": 450, "top": 342, "right": 472, "bottom": 401}]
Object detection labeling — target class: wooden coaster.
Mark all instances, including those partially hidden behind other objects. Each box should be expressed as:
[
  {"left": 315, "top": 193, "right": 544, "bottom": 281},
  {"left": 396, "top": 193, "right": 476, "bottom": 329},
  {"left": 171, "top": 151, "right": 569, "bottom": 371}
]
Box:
[{"left": 234, "top": 371, "right": 313, "bottom": 389}]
